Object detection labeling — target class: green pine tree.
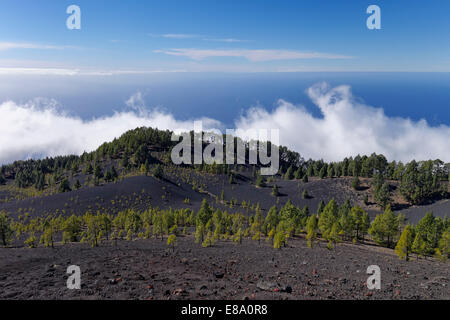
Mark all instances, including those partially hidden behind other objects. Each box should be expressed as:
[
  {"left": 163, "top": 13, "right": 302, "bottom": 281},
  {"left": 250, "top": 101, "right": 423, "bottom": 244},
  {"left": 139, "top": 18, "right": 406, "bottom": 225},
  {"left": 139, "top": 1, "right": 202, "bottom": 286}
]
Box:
[{"left": 395, "top": 225, "right": 414, "bottom": 260}]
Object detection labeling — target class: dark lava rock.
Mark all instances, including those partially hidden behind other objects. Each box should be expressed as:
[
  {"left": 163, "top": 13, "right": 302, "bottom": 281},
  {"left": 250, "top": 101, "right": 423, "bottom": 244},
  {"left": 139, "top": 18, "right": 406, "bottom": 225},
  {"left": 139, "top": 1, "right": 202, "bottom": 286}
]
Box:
[
  {"left": 284, "top": 285, "right": 293, "bottom": 294},
  {"left": 214, "top": 272, "right": 224, "bottom": 279}
]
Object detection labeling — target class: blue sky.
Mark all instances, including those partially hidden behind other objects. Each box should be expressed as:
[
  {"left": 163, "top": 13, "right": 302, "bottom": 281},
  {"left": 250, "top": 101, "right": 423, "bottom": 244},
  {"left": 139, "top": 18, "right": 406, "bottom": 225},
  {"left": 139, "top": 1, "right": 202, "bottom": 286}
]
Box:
[{"left": 1, "top": 0, "right": 450, "bottom": 72}]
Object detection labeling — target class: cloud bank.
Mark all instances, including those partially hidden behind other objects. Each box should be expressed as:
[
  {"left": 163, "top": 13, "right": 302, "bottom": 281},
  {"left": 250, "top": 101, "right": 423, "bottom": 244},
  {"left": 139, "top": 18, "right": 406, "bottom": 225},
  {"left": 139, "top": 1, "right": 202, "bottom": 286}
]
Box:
[
  {"left": 235, "top": 83, "right": 450, "bottom": 162},
  {"left": 0, "top": 94, "right": 220, "bottom": 165},
  {"left": 1, "top": 84, "right": 450, "bottom": 165}
]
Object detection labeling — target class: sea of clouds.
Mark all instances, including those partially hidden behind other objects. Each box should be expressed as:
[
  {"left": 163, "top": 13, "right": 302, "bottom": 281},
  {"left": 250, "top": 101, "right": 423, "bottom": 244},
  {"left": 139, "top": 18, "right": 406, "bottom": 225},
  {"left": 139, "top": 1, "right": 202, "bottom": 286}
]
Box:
[{"left": 1, "top": 83, "right": 449, "bottom": 165}]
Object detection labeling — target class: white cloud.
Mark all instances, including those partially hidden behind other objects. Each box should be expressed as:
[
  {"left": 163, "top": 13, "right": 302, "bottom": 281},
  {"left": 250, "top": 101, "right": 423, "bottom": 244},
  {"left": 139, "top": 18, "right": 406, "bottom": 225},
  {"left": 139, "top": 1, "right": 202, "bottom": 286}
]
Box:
[
  {"left": 149, "top": 33, "right": 249, "bottom": 43},
  {"left": 235, "top": 83, "right": 450, "bottom": 162},
  {"left": 154, "top": 48, "right": 353, "bottom": 62},
  {"left": 201, "top": 38, "right": 250, "bottom": 43},
  {"left": 0, "top": 42, "right": 76, "bottom": 51},
  {"left": 0, "top": 68, "right": 187, "bottom": 76},
  {"left": 0, "top": 68, "right": 81, "bottom": 76},
  {"left": 0, "top": 93, "right": 221, "bottom": 165},
  {"left": 162, "top": 34, "right": 199, "bottom": 39},
  {"left": 1, "top": 84, "right": 450, "bottom": 165}
]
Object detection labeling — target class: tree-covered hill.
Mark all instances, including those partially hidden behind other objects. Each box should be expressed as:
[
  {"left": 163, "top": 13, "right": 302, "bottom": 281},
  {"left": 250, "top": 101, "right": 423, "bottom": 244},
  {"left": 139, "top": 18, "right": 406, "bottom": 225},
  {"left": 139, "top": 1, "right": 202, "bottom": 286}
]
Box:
[{"left": 0, "top": 126, "right": 449, "bottom": 208}]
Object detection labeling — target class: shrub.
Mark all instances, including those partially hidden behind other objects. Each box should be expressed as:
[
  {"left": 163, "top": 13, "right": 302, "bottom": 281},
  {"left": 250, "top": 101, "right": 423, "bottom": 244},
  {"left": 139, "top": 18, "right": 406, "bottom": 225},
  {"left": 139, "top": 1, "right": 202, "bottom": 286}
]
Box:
[
  {"left": 24, "top": 234, "right": 37, "bottom": 248},
  {"left": 167, "top": 234, "right": 177, "bottom": 251}
]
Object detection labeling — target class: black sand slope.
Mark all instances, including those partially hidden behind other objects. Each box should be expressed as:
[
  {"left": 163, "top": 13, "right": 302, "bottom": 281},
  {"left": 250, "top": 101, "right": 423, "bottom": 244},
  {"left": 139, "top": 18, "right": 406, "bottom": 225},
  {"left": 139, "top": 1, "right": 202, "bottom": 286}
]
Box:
[
  {"left": 1, "top": 173, "right": 448, "bottom": 224},
  {"left": 0, "top": 236, "right": 448, "bottom": 300}
]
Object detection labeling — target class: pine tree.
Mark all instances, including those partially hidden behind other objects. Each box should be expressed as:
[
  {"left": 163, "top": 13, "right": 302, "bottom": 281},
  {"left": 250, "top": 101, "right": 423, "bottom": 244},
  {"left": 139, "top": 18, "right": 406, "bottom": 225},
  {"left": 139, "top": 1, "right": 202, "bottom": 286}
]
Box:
[
  {"left": 284, "top": 166, "right": 294, "bottom": 180},
  {"left": 436, "top": 227, "right": 449, "bottom": 261},
  {"left": 202, "top": 231, "right": 215, "bottom": 247},
  {"left": 110, "top": 166, "right": 118, "bottom": 180},
  {"left": 395, "top": 225, "right": 413, "bottom": 260},
  {"left": 0, "top": 212, "right": 13, "bottom": 247},
  {"left": 307, "top": 165, "right": 314, "bottom": 177},
  {"left": 327, "top": 164, "right": 335, "bottom": 178},
  {"left": 195, "top": 224, "right": 204, "bottom": 244},
  {"left": 360, "top": 211, "right": 370, "bottom": 241},
  {"left": 197, "top": 199, "right": 213, "bottom": 226},
  {"left": 140, "top": 160, "right": 149, "bottom": 176},
  {"left": 414, "top": 212, "right": 442, "bottom": 254},
  {"left": 255, "top": 174, "right": 265, "bottom": 187},
  {"left": 58, "top": 178, "right": 71, "bottom": 193},
  {"left": 94, "top": 163, "right": 103, "bottom": 180},
  {"left": 84, "top": 213, "right": 102, "bottom": 247},
  {"left": 384, "top": 207, "right": 399, "bottom": 248},
  {"left": 302, "top": 174, "right": 309, "bottom": 183},
  {"left": 352, "top": 176, "right": 360, "bottom": 190},
  {"left": 412, "top": 233, "right": 427, "bottom": 259},
  {"left": 375, "top": 182, "right": 391, "bottom": 210},
  {"left": 306, "top": 215, "right": 318, "bottom": 248},
  {"left": 195, "top": 200, "right": 212, "bottom": 243},
  {"left": 318, "top": 199, "right": 339, "bottom": 241},
  {"left": 266, "top": 228, "right": 275, "bottom": 244},
  {"left": 272, "top": 184, "right": 280, "bottom": 197},
  {"left": 252, "top": 231, "right": 261, "bottom": 244},
  {"left": 327, "top": 222, "right": 340, "bottom": 249},
  {"left": 104, "top": 170, "right": 112, "bottom": 182},
  {"left": 120, "top": 155, "right": 129, "bottom": 169},
  {"left": 350, "top": 206, "right": 365, "bottom": 240},
  {"left": 233, "top": 228, "right": 243, "bottom": 245},
  {"left": 319, "top": 167, "right": 326, "bottom": 179},
  {"left": 274, "top": 231, "right": 285, "bottom": 249},
  {"left": 126, "top": 229, "right": 133, "bottom": 241},
  {"left": 263, "top": 206, "right": 279, "bottom": 235},
  {"left": 152, "top": 164, "right": 163, "bottom": 179},
  {"left": 84, "top": 163, "right": 93, "bottom": 175},
  {"left": 35, "top": 173, "right": 45, "bottom": 191},
  {"left": 294, "top": 168, "right": 302, "bottom": 180},
  {"left": 302, "top": 189, "right": 309, "bottom": 199},
  {"left": 369, "top": 206, "right": 399, "bottom": 248},
  {"left": 40, "top": 218, "right": 58, "bottom": 248},
  {"left": 317, "top": 200, "right": 325, "bottom": 215},
  {"left": 24, "top": 234, "right": 37, "bottom": 248},
  {"left": 62, "top": 215, "right": 82, "bottom": 243}
]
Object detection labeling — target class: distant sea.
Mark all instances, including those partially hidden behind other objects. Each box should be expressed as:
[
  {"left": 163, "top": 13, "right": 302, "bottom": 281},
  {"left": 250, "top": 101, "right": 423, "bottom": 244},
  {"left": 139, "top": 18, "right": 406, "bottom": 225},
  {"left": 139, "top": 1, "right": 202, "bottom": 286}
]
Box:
[{"left": 1, "top": 72, "right": 450, "bottom": 128}]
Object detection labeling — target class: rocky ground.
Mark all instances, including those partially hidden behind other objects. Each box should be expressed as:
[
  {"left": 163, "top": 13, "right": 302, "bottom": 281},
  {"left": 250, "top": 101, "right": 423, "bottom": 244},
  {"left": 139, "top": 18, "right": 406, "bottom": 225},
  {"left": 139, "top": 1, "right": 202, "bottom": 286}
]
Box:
[{"left": 0, "top": 236, "right": 448, "bottom": 300}]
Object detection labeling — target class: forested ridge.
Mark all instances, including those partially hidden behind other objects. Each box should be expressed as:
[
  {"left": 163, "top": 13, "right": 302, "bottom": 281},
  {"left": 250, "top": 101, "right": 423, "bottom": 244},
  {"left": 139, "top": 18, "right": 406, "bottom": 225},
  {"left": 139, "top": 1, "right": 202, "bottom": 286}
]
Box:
[{"left": 1, "top": 127, "right": 449, "bottom": 207}]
